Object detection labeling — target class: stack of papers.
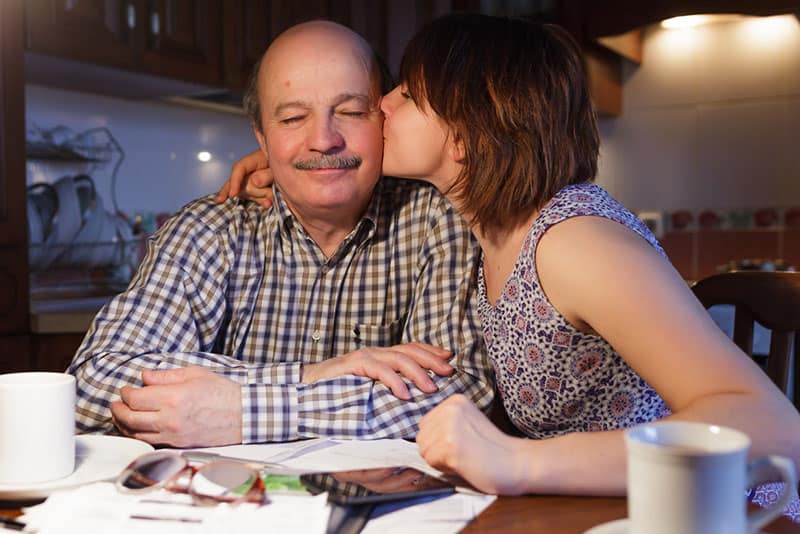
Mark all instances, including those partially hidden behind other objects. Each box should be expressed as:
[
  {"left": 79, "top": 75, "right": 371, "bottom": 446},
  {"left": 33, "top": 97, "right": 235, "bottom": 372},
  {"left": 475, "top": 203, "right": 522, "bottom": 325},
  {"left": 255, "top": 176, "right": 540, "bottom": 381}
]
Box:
[
  {"left": 19, "top": 438, "right": 495, "bottom": 534},
  {"left": 21, "top": 482, "right": 330, "bottom": 534}
]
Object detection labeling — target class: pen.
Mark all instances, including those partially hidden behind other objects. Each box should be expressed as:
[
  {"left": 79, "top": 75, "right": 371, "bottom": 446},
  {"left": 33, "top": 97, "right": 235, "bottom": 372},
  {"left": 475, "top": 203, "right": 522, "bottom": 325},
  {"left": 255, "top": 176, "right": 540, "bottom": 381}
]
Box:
[{"left": 0, "top": 516, "right": 26, "bottom": 531}]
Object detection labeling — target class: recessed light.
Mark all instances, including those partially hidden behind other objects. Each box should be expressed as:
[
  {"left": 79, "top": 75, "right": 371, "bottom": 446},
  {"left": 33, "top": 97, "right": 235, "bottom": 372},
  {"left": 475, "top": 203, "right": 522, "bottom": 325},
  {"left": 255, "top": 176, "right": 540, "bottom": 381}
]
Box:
[{"left": 197, "top": 151, "right": 212, "bottom": 162}]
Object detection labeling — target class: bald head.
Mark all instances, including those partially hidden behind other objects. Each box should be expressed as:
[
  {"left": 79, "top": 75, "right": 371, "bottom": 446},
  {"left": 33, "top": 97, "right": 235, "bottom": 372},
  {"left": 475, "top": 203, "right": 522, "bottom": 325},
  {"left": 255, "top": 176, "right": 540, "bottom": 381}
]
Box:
[{"left": 243, "top": 21, "right": 387, "bottom": 133}]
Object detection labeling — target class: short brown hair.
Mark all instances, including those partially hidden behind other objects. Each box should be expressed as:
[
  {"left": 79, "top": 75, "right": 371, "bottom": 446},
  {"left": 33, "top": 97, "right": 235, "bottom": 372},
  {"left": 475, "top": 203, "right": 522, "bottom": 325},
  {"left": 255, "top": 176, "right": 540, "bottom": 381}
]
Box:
[{"left": 399, "top": 13, "right": 599, "bottom": 235}]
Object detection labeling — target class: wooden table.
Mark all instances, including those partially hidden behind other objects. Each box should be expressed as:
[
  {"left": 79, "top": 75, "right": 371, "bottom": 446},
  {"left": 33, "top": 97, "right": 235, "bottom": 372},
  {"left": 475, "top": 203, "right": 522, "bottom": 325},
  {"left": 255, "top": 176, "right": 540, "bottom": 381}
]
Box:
[
  {"left": 4, "top": 495, "right": 798, "bottom": 533},
  {"left": 461, "top": 494, "right": 800, "bottom": 533}
]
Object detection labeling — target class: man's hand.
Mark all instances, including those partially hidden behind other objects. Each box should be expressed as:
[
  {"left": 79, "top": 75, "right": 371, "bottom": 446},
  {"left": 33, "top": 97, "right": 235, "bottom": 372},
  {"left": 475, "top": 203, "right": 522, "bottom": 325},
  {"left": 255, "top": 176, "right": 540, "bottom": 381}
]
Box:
[
  {"left": 111, "top": 366, "right": 243, "bottom": 448},
  {"left": 215, "top": 149, "right": 274, "bottom": 207},
  {"left": 302, "top": 343, "right": 454, "bottom": 400},
  {"left": 416, "top": 394, "right": 527, "bottom": 496}
]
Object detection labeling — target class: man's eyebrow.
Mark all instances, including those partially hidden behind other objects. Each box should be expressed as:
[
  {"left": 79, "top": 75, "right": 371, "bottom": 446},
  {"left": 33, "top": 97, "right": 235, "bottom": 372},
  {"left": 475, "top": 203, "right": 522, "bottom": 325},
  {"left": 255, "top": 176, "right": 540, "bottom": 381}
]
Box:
[
  {"left": 332, "top": 93, "right": 373, "bottom": 107},
  {"left": 272, "top": 93, "right": 374, "bottom": 116},
  {"left": 273, "top": 100, "right": 310, "bottom": 117}
]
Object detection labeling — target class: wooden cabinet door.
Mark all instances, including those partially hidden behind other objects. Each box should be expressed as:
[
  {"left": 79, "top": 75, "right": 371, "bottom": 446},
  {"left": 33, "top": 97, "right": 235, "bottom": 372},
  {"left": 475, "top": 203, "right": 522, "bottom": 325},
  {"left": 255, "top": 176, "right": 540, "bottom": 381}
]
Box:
[
  {"left": 141, "top": 0, "right": 223, "bottom": 85},
  {"left": 0, "top": 0, "right": 31, "bottom": 370},
  {"left": 223, "top": 0, "right": 388, "bottom": 92},
  {"left": 25, "top": 0, "right": 137, "bottom": 70},
  {"left": 222, "top": 0, "right": 270, "bottom": 90}
]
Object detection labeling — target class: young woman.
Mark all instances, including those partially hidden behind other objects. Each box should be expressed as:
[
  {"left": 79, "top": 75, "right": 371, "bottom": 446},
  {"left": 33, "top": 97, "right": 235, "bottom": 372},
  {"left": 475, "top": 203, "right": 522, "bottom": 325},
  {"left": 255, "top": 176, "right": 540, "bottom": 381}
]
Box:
[{"left": 219, "top": 13, "right": 800, "bottom": 515}]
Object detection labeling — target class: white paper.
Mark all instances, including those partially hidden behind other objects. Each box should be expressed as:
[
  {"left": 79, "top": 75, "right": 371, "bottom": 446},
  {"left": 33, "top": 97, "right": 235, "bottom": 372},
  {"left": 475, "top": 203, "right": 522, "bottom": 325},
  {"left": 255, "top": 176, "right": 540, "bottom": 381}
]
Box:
[
  {"left": 21, "top": 439, "right": 492, "bottom": 533},
  {"left": 362, "top": 493, "right": 497, "bottom": 534},
  {"left": 20, "top": 482, "right": 330, "bottom": 534},
  {"left": 180, "top": 437, "right": 337, "bottom": 465},
  {"left": 283, "top": 439, "right": 438, "bottom": 473}
]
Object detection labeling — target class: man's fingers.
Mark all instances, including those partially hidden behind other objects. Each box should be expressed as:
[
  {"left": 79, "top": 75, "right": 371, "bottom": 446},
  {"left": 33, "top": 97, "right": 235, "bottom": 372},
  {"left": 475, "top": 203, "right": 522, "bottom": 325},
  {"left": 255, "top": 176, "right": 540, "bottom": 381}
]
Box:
[
  {"left": 111, "top": 400, "right": 162, "bottom": 433},
  {"left": 119, "top": 385, "right": 162, "bottom": 411},
  {"left": 142, "top": 367, "right": 191, "bottom": 385}
]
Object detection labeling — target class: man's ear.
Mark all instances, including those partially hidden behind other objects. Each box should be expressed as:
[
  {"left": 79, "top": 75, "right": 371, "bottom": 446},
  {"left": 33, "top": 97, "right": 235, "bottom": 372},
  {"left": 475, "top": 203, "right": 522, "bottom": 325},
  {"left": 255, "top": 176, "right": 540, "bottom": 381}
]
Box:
[{"left": 254, "top": 127, "right": 268, "bottom": 154}]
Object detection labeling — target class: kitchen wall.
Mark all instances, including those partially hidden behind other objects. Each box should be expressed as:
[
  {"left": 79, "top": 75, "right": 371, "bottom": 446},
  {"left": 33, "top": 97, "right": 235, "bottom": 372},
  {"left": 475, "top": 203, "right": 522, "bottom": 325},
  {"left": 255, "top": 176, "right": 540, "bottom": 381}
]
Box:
[
  {"left": 26, "top": 14, "right": 799, "bottom": 221},
  {"left": 596, "top": 14, "right": 800, "bottom": 212},
  {"left": 26, "top": 85, "right": 257, "bottom": 218}
]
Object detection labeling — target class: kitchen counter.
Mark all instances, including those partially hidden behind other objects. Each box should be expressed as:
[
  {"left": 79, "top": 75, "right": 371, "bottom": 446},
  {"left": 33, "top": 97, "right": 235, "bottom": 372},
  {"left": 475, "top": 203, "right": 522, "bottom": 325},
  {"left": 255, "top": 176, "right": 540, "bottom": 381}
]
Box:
[{"left": 29, "top": 296, "right": 109, "bottom": 334}]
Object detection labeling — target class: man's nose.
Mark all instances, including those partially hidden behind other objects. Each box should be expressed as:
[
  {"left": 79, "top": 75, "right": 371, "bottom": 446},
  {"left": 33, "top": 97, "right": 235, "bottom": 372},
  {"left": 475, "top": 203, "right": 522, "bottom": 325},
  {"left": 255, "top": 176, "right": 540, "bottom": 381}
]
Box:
[{"left": 309, "top": 116, "right": 345, "bottom": 152}]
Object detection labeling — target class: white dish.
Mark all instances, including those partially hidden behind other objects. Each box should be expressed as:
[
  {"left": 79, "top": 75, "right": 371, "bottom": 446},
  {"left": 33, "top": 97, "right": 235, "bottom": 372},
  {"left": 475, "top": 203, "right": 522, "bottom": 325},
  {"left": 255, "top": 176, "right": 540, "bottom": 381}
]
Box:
[
  {"left": 584, "top": 519, "right": 766, "bottom": 534},
  {"left": 0, "top": 435, "right": 153, "bottom": 501},
  {"left": 584, "top": 519, "right": 628, "bottom": 533}
]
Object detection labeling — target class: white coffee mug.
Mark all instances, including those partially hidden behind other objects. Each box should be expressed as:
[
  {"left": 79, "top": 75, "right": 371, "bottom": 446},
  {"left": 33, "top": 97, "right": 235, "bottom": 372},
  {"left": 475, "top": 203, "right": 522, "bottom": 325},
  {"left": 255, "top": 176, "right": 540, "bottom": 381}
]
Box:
[
  {"left": 626, "top": 421, "right": 797, "bottom": 534},
  {"left": 0, "top": 372, "right": 76, "bottom": 484}
]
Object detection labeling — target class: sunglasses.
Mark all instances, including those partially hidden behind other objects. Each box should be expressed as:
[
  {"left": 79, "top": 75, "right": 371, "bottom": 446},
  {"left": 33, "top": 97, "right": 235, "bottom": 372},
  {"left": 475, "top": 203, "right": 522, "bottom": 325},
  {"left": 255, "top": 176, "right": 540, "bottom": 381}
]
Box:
[{"left": 115, "top": 451, "right": 267, "bottom": 505}]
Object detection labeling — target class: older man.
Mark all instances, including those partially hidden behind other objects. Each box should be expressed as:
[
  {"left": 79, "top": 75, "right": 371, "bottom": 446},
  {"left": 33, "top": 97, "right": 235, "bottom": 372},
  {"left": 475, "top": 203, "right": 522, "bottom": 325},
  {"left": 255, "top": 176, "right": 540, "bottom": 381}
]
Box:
[{"left": 69, "top": 21, "right": 492, "bottom": 447}]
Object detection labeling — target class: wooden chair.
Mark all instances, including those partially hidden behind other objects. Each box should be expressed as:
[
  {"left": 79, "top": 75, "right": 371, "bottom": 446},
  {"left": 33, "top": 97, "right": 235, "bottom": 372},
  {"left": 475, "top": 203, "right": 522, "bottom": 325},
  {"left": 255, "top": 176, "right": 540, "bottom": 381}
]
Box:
[{"left": 691, "top": 271, "right": 800, "bottom": 410}]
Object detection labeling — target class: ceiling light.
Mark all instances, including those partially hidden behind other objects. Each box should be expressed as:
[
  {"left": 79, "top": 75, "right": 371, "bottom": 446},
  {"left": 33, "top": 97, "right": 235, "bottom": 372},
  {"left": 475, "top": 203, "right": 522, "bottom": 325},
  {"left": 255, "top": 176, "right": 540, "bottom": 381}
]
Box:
[{"left": 197, "top": 151, "right": 212, "bottom": 162}]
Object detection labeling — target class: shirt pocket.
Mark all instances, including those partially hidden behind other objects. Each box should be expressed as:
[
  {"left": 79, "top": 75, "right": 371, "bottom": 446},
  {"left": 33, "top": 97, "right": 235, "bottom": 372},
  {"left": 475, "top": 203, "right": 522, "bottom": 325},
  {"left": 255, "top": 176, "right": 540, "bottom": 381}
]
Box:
[{"left": 351, "top": 319, "right": 404, "bottom": 348}]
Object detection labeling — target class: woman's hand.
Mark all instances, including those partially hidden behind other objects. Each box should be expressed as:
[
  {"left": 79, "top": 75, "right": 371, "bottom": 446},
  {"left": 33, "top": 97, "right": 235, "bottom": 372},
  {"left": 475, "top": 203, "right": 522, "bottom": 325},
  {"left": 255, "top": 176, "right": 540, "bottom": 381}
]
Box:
[
  {"left": 417, "top": 394, "right": 528, "bottom": 495},
  {"left": 215, "top": 149, "right": 274, "bottom": 208}
]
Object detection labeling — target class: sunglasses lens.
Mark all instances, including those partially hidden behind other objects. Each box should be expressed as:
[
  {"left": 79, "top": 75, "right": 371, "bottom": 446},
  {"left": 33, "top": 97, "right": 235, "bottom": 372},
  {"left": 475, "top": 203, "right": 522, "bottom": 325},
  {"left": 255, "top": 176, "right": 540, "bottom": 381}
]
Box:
[
  {"left": 189, "top": 461, "right": 262, "bottom": 502},
  {"left": 118, "top": 452, "right": 187, "bottom": 490}
]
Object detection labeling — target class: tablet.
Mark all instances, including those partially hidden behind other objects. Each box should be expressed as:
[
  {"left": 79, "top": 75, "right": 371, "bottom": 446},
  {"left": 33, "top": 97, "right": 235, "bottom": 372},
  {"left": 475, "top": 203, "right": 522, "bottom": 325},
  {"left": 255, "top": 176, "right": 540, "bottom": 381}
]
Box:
[{"left": 262, "top": 466, "right": 456, "bottom": 505}]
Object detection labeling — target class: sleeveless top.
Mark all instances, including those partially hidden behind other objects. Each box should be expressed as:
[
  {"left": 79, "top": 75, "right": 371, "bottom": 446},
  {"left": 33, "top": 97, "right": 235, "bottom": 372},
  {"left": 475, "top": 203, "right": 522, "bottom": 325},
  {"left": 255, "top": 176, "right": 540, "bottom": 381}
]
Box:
[{"left": 478, "top": 182, "right": 670, "bottom": 439}]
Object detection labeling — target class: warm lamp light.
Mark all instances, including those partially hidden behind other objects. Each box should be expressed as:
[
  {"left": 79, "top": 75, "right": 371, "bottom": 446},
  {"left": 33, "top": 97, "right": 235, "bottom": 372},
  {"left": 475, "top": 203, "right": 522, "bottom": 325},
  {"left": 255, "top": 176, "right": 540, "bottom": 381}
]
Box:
[{"left": 661, "top": 14, "right": 745, "bottom": 29}]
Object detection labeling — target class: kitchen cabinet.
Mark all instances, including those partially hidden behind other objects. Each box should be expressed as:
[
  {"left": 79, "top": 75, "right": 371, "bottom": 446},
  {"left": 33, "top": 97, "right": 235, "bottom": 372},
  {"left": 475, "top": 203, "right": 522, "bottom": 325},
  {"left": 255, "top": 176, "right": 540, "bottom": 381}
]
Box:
[
  {"left": 25, "top": 0, "right": 389, "bottom": 94},
  {"left": 25, "top": 0, "right": 223, "bottom": 87},
  {"left": 222, "top": 0, "right": 387, "bottom": 91},
  {"left": 0, "top": 0, "right": 32, "bottom": 372}
]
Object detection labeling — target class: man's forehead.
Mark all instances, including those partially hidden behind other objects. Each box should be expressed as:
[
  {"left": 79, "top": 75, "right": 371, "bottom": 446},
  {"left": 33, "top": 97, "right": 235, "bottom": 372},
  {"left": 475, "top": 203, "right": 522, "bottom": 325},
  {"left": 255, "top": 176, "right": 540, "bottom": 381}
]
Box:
[
  {"left": 263, "top": 57, "right": 377, "bottom": 112},
  {"left": 260, "top": 25, "right": 378, "bottom": 109}
]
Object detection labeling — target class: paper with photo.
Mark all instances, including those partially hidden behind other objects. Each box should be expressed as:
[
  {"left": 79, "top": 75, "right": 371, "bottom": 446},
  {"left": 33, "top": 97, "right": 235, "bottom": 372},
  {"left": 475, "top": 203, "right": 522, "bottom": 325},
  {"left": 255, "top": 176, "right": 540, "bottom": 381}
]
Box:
[{"left": 19, "top": 482, "right": 330, "bottom": 534}]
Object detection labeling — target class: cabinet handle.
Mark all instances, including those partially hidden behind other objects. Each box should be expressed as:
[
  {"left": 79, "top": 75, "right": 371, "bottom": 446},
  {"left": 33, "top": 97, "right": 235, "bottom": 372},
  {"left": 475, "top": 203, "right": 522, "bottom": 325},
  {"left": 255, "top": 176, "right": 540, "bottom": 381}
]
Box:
[
  {"left": 150, "top": 11, "right": 160, "bottom": 36},
  {"left": 126, "top": 3, "right": 136, "bottom": 30}
]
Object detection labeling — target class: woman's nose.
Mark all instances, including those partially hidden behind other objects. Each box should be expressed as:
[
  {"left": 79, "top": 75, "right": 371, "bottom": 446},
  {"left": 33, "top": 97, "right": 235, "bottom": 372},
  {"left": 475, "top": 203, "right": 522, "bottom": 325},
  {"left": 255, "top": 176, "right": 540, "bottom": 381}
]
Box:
[{"left": 380, "top": 87, "right": 401, "bottom": 115}]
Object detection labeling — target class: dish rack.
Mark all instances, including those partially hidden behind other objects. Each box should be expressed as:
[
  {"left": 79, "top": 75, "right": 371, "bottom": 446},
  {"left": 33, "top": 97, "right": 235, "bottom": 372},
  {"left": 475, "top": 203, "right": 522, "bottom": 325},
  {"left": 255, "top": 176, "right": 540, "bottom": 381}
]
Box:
[{"left": 29, "top": 236, "right": 148, "bottom": 300}]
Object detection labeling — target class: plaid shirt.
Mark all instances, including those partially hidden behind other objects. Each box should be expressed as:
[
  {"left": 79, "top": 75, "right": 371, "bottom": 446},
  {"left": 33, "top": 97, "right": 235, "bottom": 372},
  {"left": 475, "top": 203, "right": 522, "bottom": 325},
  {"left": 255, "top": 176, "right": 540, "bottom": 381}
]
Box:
[{"left": 69, "top": 178, "right": 493, "bottom": 442}]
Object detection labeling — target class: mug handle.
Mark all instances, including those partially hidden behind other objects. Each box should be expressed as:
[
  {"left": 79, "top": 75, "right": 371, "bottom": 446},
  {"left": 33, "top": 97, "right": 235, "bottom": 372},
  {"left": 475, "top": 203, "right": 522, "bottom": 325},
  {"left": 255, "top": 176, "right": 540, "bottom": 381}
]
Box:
[{"left": 746, "top": 456, "right": 797, "bottom": 532}]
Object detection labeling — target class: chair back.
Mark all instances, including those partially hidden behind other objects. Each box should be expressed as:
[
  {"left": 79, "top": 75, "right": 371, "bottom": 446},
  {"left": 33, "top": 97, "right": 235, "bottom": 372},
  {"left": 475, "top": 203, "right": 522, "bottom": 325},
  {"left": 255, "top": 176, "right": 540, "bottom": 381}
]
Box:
[{"left": 691, "top": 271, "right": 800, "bottom": 410}]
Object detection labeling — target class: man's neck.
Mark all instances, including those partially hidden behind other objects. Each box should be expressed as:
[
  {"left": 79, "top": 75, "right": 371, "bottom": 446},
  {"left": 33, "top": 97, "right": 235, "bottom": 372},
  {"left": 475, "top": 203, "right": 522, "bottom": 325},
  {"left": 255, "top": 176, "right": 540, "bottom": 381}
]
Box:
[
  {"left": 276, "top": 188, "right": 374, "bottom": 259},
  {"left": 296, "top": 213, "right": 360, "bottom": 258}
]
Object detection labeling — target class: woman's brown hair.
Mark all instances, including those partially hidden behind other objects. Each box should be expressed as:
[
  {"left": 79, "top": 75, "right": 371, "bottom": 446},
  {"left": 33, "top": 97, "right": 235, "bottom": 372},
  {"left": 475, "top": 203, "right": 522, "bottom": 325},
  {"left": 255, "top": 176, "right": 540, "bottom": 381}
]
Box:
[{"left": 399, "top": 13, "right": 600, "bottom": 236}]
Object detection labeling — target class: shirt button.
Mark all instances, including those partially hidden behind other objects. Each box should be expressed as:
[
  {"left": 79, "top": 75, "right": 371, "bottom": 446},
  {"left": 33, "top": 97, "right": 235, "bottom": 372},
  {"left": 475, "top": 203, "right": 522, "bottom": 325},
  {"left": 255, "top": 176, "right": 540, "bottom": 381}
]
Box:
[{"left": 311, "top": 330, "right": 321, "bottom": 342}]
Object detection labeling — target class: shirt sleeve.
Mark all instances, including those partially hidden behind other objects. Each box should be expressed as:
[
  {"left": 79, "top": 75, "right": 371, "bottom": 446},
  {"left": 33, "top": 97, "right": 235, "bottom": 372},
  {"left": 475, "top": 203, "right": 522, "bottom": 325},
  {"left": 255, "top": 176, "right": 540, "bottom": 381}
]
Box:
[
  {"left": 245, "top": 193, "right": 494, "bottom": 443},
  {"left": 68, "top": 205, "right": 301, "bottom": 434}
]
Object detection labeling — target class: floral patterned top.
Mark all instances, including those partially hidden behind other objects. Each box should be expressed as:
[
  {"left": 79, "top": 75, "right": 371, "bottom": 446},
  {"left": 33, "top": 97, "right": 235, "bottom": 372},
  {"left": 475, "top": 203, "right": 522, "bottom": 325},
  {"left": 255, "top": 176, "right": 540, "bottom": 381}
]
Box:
[
  {"left": 478, "top": 182, "right": 670, "bottom": 439},
  {"left": 476, "top": 182, "right": 800, "bottom": 522}
]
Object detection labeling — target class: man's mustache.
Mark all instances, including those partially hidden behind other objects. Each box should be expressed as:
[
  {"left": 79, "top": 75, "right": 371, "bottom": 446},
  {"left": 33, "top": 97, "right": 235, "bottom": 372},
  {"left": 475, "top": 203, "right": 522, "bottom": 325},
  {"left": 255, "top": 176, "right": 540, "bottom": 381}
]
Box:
[{"left": 294, "top": 155, "right": 362, "bottom": 170}]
